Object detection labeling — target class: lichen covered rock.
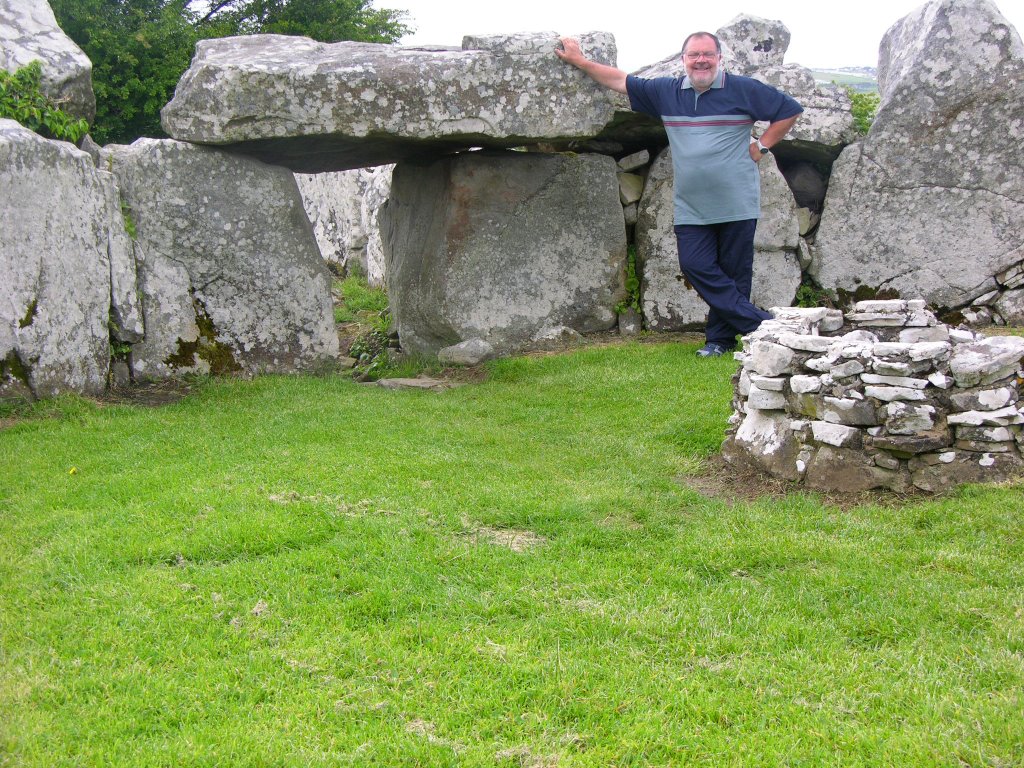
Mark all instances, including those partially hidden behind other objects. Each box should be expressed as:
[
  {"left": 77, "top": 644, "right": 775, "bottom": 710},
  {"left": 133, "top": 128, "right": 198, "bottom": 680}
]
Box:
[{"left": 103, "top": 139, "right": 339, "bottom": 380}]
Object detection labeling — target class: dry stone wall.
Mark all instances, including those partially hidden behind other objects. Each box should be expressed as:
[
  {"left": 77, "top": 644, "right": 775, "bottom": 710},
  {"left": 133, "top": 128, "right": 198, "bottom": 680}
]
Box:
[{"left": 722, "top": 301, "right": 1024, "bottom": 493}]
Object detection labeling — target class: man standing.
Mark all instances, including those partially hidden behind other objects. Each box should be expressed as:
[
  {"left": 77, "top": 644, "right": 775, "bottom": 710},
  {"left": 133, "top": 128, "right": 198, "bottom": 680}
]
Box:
[{"left": 556, "top": 32, "right": 802, "bottom": 356}]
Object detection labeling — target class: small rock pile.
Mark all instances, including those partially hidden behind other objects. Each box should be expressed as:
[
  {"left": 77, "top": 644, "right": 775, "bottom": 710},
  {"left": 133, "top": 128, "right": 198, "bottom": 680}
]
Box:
[{"left": 722, "top": 300, "right": 1024, "bottom": 493}]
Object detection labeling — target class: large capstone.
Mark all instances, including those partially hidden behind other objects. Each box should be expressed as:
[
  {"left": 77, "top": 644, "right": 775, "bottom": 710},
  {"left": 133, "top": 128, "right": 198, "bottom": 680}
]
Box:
[
  {"left": 102, "top": 139, "right": 339, "bottom": 380},
  {"left": 0, "top": 0, "right": 95, "bottom": 122},
  {"left": 161, "top": 32, "right": 640, "bottom": 172},
  {"left": 812, "top": 0, "right": 1024, "bottom": 310},
  {"left": 380, "top": 151, "right": 626, "bottom": 356},
  {"left": 1, "top": 119, "right": 139, "bottom": 397}
]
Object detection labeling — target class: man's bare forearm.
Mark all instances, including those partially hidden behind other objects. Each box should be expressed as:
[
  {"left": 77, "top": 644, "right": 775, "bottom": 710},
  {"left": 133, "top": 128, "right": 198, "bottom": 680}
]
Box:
[
  {"left": 555, "top": 37, "right": 628, "bottom": 94},
  {"left": 758, "top": 115, "right": 799, "bottom": 149}
]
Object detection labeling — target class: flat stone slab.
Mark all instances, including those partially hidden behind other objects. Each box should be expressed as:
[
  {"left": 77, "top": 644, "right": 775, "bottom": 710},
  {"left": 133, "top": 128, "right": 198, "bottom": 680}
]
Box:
[
  {"left": 161, "top": 32, "right": 640, "bottom": 172},
  {"left": 0, "top": 0, "right": 95, "bottom": 122},
  {"left": 375, "top": 377, "right": 455, "bottom": 392}
]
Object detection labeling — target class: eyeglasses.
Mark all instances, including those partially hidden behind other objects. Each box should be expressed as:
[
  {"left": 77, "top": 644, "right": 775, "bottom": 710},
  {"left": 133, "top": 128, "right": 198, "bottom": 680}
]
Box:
[{"left": 684, "top": 51, "right": 719, "bottom": 60}]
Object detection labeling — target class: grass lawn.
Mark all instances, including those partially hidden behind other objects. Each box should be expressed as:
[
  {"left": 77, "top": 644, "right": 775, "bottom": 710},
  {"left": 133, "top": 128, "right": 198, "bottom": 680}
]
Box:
[{"left": 1, "top": 341, "right": 1022, "bottom": 766}]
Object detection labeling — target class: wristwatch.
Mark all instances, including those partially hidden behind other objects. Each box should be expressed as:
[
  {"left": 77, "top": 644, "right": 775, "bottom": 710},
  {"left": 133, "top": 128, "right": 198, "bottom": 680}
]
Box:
[{"left": 756, "top": 139, "right": 770, "bottom": 155}]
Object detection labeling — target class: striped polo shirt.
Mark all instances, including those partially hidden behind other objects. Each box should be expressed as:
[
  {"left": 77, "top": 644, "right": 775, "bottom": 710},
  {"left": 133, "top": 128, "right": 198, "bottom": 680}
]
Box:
[{"left": 626, "top": 71, "right": 803, "bottom": 225}]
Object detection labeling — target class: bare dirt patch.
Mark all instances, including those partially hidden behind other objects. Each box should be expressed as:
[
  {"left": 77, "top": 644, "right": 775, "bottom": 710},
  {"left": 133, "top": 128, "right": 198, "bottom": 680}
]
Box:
[
  {"left": 683, "top": 454, "right": 941, "bottom": 510},
  {"left": 466, "top": 526, "right": 548, "bottom": 552},
  {"left": 99, "top": 379, "right": 197, "bottom": 407}
]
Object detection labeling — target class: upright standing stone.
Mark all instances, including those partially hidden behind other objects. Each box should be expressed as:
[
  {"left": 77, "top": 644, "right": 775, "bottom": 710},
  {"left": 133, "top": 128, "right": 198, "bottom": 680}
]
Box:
[
  {"left": 813, "top": 0, "right": 1024, "bottom": 310},
  {"left": 1, "top": 120, "right": 133, "bottom": 397},
  {"left": 103, "top": 139, "right": 339, "bottom": 380},
  {"left": 295, "top": 165, "right": 393, "bottom": 285},
  {"left": 0, "top": 0, "right": 95, "bottom": 122},
  {"left": 381, "top": 151, "right": 626, "bottom": 356}
]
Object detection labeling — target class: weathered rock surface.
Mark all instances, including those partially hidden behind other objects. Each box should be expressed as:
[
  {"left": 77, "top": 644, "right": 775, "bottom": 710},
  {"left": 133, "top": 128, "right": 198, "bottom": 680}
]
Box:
[
  {"left": 295, "top": 165, "right": 393, "bottom": 285},
  {"left": 102, "top": 139, "right": 339, "bottom": 380},
  {"left": 812, "top": 0, "right": 1024, "bottom": 310},
  {"left": 634, "top": 15, "right": 857, "bottom": 159},
  {"left": 1, "top": 120, "right": 137, "bottom": 397},
  {"left": 636, "top": 148, "right": 802, "bottom": 331},
  {"left": 994, "top": 289, "right": 1024, "bottom": 325},
  {"left": 381, "top": 151, "right": 626, "bottom": 356},
  {"left": 0, "top": 0, "right": 94, "bottom": 122},
  {"left": 717, "top": 14, "right": 790, "bottom": 70},
  {"left": 162, "top": 32, "right": 637, "bottom": 172},
  {"left": 437, "top": 338, "right": 495, "bottom": 366}
]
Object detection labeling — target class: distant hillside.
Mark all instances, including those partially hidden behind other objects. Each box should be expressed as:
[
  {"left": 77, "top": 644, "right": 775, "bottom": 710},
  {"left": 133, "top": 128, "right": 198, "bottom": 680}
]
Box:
[{"left": 812, "top": 67, "right": 878, "bottom": 93}]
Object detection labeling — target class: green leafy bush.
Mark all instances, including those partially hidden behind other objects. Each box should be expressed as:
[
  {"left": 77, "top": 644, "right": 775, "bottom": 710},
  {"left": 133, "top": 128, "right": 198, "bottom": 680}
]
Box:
[
  {"left": 0, "top": 61, "right": 89, "bottom": 142},
  {"left": 795, "top": 278, "right": 835, "bottom": 309},
  {"left": 847, "top": 88, "right": 880, "bottom": 135}
]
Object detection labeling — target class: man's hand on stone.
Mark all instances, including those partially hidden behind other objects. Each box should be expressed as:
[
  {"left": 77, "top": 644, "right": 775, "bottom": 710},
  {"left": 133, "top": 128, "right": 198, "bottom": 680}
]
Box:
[{"left": 555, "top": 37, "right": 584, "bottom": 66}]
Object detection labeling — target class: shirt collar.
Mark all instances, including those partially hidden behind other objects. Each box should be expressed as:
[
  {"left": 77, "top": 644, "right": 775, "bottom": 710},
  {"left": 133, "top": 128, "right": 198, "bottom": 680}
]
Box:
[{"left": 680, "top": 69, "right": 726, "bottom": 91}]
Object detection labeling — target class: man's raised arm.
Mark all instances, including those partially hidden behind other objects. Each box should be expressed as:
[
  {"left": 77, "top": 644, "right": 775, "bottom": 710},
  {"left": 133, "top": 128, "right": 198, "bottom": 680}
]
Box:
[{"left": 555, "top": 37, "right": 628, "bottom": 94}]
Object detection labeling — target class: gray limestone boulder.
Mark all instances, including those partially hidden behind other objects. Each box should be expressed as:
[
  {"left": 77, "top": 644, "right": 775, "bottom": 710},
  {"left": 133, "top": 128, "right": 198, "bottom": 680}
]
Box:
[
  {"left": 0, "top": 0, "right": 94, "bottom": 122},
  {"left": 636, "top": 148, "right": 802, "bottom": 331},
  {"left": 994, "top": 289, "right": 1024, "bottom": 325},
  {"left": 438, "top": 338, "right": 496, "bottom": 366},
  {"left": 102, "top": 139, "right": 339, "bottom": 380},
  {"left": 380, "top": 151, "right": 626, "bottom": 356},
  {"left": 812, "top": 0, "right": 1024, "bottom": 310},
  {"left": 1, "top": 119, "right": 138, "bottom": 398},
  {"left": 295, "top": 165, "right": 393, "bottom": 285},
  {"left": 721, "top": 409, "right": 804, "bottom": 481},
  {"left": 717, "top": 14, "right": 790, "bottom": 70},
  {"left": 162, "top": 32, "right": 632, "bottom": 173}
]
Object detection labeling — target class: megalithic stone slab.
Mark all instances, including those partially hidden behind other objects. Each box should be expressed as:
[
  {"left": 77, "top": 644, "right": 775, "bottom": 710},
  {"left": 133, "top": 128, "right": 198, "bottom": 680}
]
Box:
[
  {"left": 1, "top": 119, "right": 132, "bottom": 398},
  {"left": 102, "top": 139, "right": 339, "bottom": 381},
  {"left": 161, "top": 32, "right": 635, "bottom": 173},
  {"left": 380, "top": 151, "right": 626, "bottom": 356},
  {"left": 0, "top": 0, "right": 95, "bottom": 122},
  {"left": 812, "top": 0, "right": 1024, "bottom": 310}
]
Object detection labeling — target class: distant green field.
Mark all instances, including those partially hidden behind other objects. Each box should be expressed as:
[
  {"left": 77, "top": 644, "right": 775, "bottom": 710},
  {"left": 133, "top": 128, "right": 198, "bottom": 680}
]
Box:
[{"left": 811, "top": 70, "right": 879, "bottom": 93}]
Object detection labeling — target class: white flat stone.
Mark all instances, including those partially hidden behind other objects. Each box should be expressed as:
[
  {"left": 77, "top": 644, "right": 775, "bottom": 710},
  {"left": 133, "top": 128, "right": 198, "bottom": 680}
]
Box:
[
  {"left": 866, "top": 385, "right": 928, "bottom": 402},
  {"left": 810, "top": 420, "right": 862, "bottom": 447},
  {"left": 861, "top": 373, "right": 929, "bottom": 389}
]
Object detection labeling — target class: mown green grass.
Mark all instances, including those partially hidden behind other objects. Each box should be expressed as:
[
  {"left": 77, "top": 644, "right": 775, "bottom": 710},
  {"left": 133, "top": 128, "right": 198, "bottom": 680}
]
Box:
[
  {"left": 334, "top": 276, "right": 390, "bottom": 327},
  {"left": 1, "top": 343, "right": 1022, "bottom": 766}
]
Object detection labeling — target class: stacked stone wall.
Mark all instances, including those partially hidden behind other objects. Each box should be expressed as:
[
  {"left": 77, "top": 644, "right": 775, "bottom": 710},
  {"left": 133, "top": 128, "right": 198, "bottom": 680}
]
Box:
[{"left": 722, "top": 301, "right": 1024, "bottom": 493}]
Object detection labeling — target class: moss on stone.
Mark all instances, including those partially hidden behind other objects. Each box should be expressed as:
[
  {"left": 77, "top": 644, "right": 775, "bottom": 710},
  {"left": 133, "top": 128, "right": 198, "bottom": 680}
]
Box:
[{"left": 163, "top": 293, "right": 241, "bottom": 375}]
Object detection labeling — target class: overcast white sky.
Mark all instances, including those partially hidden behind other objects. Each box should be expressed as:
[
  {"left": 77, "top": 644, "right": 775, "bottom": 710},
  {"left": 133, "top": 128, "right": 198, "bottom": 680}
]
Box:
[{"left": 386, "top": 0, "right": 1023, "bottom": 71}]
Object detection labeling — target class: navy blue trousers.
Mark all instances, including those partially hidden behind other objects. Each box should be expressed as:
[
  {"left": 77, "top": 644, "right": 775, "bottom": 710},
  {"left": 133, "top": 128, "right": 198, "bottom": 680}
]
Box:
[{"left": 674, "top": 220, "right": 772, "bottom": 348}]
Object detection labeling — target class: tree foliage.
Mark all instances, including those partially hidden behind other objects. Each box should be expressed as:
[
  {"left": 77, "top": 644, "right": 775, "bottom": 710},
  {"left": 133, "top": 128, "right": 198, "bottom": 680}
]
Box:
[
  {"left": 0, "top": 61, "right": 89, "bottom": 142},
  {"left": 51, "top": 0, "right": 411, "bottom": 145},
  {"left": 847, "top": 88, "right": 880, "bottom": 136}
]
